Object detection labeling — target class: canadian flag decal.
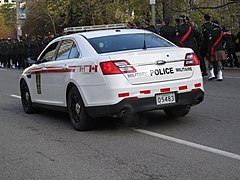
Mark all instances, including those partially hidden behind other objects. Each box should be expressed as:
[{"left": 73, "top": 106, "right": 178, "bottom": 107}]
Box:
[{"left": 89, "top": 65, "right": 98, "bottom": 72}]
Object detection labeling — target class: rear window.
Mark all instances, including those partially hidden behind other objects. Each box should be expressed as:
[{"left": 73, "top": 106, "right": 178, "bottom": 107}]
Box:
[{"left": 88, "top": 33, "right": 175, "bottom": 54}]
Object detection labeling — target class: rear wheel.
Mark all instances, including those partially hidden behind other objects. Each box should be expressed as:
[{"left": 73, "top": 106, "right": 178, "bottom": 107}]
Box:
[
  {"left": 164, "top": 105, "right": 191, "bottom": 118},
  {"left": 20, "top": 80, "right": 35, "bottom": 114},
  {"left": 67, "top": 87, "right": 94, "bottom": 131}
]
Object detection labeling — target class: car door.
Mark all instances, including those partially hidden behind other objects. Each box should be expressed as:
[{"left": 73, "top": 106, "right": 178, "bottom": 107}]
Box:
[
  {"left": 42, "top": 39, "right": 80, "bottom": 106},
  {"left": 29, "top": 41, "right": 59, "bottom": 104}
]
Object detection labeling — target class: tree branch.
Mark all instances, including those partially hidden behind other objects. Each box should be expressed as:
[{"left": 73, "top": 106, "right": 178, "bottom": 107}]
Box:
[
  {"left": 171, "top": 1, "right": 240, "bottom": 12},
  {"left": 191, "top": 1, "right": 239, "bottom": 10}
]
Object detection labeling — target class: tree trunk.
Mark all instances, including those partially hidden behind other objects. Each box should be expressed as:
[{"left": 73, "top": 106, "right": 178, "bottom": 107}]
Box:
[{"left": 162, "top": 0, "right": 172, "bottom": 23}]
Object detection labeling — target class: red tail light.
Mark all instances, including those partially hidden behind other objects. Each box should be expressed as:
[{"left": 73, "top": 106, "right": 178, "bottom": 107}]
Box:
[
  {"left": 100, "top": 60, "right": 136, "bottom": 75},
  {"left": 184, "top": 53, "right": 199, "bottom": 66}
]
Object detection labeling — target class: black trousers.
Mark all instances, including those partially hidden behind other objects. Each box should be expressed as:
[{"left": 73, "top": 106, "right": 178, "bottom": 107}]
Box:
[{"left": 226, "top": 48, "right": 239, "bottom": 67}]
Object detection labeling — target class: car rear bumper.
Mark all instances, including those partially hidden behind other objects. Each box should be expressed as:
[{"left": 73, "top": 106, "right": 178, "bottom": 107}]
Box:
[{"left": 86, "top": 89, "right": 204, "bottom": 118}]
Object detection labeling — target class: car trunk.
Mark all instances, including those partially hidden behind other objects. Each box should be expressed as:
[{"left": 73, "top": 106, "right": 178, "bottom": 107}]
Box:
[{"left": 107, "top": 48, "right": 194, "bottom": 85}]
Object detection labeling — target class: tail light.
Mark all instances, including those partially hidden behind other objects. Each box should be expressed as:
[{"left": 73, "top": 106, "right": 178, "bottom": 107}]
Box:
[
  {"left": 100, "top": 60, "right": 136, "bottom": 75},
  {"left": 184, "top": 53, "right": 199, "bottom": 66}
]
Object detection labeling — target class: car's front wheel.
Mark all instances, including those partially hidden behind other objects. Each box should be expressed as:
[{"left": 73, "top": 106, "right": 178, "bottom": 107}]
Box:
[
  {"left": 20, "top": 80, "right": 35, "bottom": 114},
  {"left": 67, "top": 87, "right": 94, "bottom": 131},
  {"left": 164, "top": 105, "right": 191, "bottom": 118}
]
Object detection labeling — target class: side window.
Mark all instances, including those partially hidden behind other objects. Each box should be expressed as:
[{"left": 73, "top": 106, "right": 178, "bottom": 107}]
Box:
[
  {"left": 38, "top": 42, "right": 59, "bottom": 63},
  {"left": 56, "top": 40, "right": 74, "bottom": 61},
  {"left": 69, "top": 43, "right": 80, "bottom": 59}
]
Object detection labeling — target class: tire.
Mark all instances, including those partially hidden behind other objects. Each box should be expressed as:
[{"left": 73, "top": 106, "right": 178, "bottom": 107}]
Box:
[
  {"left": 67, "top": 86, "right": 94, "bottom": 131},
  {"left": 164, "top": 105, "right": 191, "bottom": 118},
  {"left": 20, "top": 80, "right": 35, "bottom": 114}
]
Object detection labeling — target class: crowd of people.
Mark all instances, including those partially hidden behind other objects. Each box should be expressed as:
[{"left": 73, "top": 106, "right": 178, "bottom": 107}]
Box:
[
  {"left": 128, "top": 14, "right": 240, "bottom": 81},
  {"left": 1, "top": 15, "right": 240, "bottom": 81},
  {"left": 0, "top": 36, "right": 53, "bottom": 69}
]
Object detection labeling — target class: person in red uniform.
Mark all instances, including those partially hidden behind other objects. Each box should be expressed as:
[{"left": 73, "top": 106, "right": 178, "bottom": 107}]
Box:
[
  {"left": 208, "top": 20, "right": 227, "bottom": 81},
  {"left": 175, "top": 15, "right": 207, "bottom": 77}
]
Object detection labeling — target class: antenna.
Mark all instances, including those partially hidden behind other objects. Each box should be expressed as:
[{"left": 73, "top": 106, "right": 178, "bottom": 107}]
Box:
[{"left": 143, "top": 30, "right": 147, "bottom": 50}]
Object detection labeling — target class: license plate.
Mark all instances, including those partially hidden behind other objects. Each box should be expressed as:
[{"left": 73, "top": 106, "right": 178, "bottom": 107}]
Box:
[{"left": 156, "top": 92, "right": 176, "bottom": 105}]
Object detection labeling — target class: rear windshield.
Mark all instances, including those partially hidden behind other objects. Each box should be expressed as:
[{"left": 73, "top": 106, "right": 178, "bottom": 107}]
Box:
[{"left": 88, "top": 33, "right": 175, "bottom": 54}]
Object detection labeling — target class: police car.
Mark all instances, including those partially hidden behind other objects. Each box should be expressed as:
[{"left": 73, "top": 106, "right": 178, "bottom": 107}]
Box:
[{"left": 19, "top": 24, "right": 204, "bottom": 131}]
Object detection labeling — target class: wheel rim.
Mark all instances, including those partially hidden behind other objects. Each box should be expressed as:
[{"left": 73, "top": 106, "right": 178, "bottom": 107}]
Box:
[
  {"left": 21, "top": 83, "right": 30, "bottom": 109},
  {"left": 70, "top": 94, "right": 82, "bottom": 123}
]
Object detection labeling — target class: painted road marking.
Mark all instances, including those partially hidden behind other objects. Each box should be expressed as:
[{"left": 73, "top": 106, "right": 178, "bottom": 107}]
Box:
[
  {"left": 11, "top": 94, "right": 21, "bottom": 99},
  {"left": 133, "top": 128, "right": 240, "bottom": 161},
  {"left": 10, "top": 94, "right": 240, "bottom": 161}
]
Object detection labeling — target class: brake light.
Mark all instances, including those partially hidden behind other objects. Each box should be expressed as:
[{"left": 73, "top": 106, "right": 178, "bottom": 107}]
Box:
[
  {"left": 184, "top": 53, "right": 199, "bottom": 66},
  {"left": 100, "top": 60, "right": 136, "bottom": 75}
]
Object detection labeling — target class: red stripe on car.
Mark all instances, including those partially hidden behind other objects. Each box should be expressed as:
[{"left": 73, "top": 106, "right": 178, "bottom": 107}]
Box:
[{"left": 31, "top": 68, "right": 75, "bottom": 74}]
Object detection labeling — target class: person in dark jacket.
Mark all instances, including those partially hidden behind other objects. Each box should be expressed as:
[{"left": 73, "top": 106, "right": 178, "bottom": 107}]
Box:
[
  {"left": 17, "top": 38, "right": 26, "bottom": 68},
  {"left": 236, "top": 31, "right": 240, "bottom": 52},
  {"left": 160, "top": 18, "right": 176, "bottom": 43},
  {"left": 202, "top": 14, "right": 213, "bottom": 57},
  {"left": 154, "top": 17, "right": 162, "bottom": 34},
  {"left": 176, "top": 15, "right": 207, "bottom": 77},
  {"left": 143, "top": 19, "right": 158, "bottom": 34},
  {"left": 29, "top": 36, "right": 39, "bottom": 58},
  {"left": 208, "top": 20, "right": 227, "bottom": 81},
  {"left": 10, "top": 39, "right": 19, "bottom": 68},
  {"left": 2, "top": 40, "right": 10, "bottom": 68},
  {"left": 201, "top": 14, "right": 213, "bottom": 75},
  {"left": 223, "top": 29, "right": 239, "bottom": 67}
]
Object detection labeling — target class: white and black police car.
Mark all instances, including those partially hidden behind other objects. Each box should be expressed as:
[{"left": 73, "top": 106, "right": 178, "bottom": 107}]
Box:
[{"left": 19, "top": 24, "right": 204, "bottom": 131}]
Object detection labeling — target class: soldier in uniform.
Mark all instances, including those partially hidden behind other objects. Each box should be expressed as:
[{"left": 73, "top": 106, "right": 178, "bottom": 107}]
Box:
[
  {"left": 30, "top": 36, "right": 40, "bottom": 58},
  {"left": 14, "top": 39, "right": 19, "bottom": 68},
  {"left": 202, "top": 14, "right": 212, "bottom": 56},
  {"left": 224, "top": 29, "right": 240, "bottom": 68},
  {"left": 17, "top": 37, "right": 26, "bottom": 68},
  {"left": 160, "top": 18, "right": 176, "bottom": 44},
  {"left": 37, "top": 36, "right": 45, "bottom": 56},
  {"left": 201, "top": 14, "right": 213, "bottom": 75},
  {"left": 175, "top": 17, "right": 180, "bottom": 29},
  {"left": 208, "top": 20, "right": 227, "bottom": 81},
  {"left": 175, "top": 15, "right": 207, "bottom": 77},
  {"left": 236, "top": 31, "right": 240, "bottom": 52},
  {"left": 9, "top": 39, "right": 18, "bottom": 68},
  {"left": 25, "top": 37, "right": 31, "bottom": 61},
  {"left": 127, "top": 22, "right": 136, "bottom": 29},
  {"left": 2, "top": 39, "right": 10, "bottom": 68},
  {"left": 43, "top": 35, "right": 51, "bottom": 48},
  {"left": 143, "top": 19, "right": 158, "bottom": 34}
]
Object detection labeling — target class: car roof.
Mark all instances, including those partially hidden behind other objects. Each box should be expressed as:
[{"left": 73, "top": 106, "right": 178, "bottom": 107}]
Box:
[{"left": 63, "top": 29, "right": 152, "bottom": 39}]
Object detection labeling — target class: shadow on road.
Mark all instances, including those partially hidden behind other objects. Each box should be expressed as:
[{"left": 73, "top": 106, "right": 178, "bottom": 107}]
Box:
[{"left": 17, "top": 107, "right": 190, "bottom": 132}]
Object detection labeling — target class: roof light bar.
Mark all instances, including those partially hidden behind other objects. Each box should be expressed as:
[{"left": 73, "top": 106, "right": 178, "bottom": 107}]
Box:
[{"left": 64, "top": 23, "right": 127, "bottom": 33}]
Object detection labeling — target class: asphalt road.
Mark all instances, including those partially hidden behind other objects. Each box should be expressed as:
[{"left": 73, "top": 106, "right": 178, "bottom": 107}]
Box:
[{"left": 0, "top": 68, "right": 240, "bottom": 180}]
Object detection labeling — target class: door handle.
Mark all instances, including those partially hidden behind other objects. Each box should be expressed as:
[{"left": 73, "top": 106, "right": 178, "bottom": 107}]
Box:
[{"left": 61, "top": 65, "right": 69, "bottom": 70}]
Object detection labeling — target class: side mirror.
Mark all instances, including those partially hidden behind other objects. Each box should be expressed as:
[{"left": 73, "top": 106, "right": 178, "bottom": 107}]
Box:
[{"left": 25, "top": 56, "right": 37, "bottom": 67}]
